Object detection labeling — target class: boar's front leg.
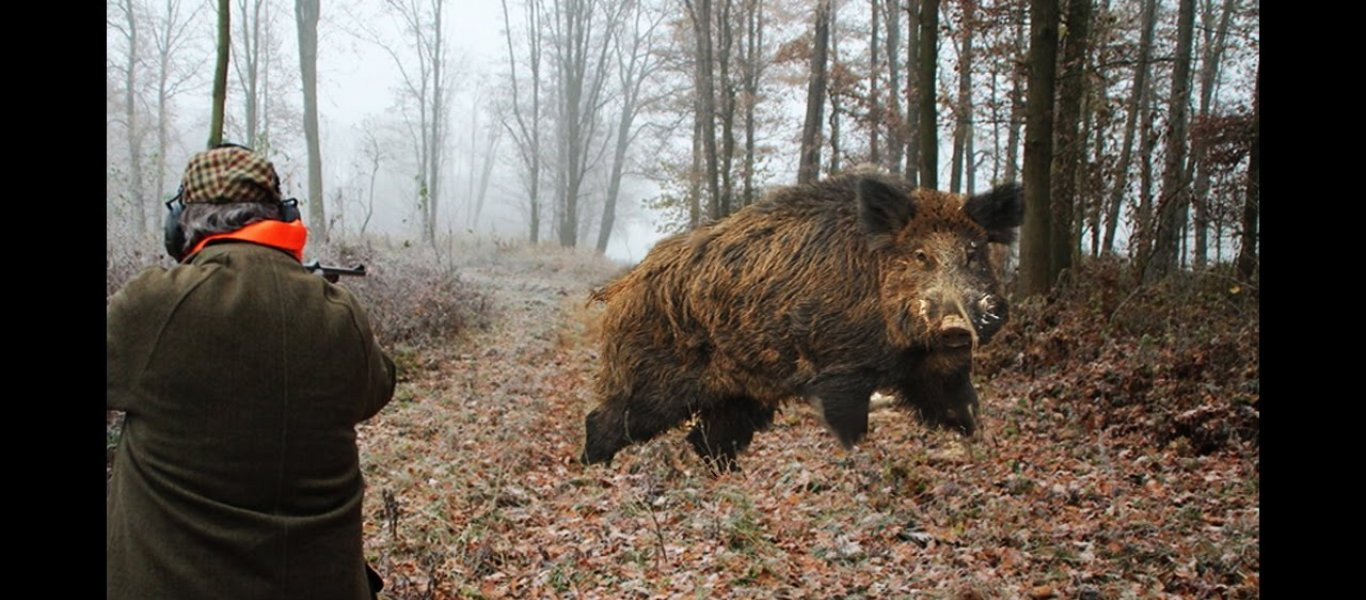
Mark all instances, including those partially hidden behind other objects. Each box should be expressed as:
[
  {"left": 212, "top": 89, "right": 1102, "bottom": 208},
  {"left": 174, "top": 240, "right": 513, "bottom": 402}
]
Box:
[
  {"left": 897, "top": 366, "right": 979, "bottom": 437},
  {"left": 686, "top": 396, "right": 776, "bottom": 472},
  {"left": 806, "top": 376, "right": 878, "bottom": 448}
]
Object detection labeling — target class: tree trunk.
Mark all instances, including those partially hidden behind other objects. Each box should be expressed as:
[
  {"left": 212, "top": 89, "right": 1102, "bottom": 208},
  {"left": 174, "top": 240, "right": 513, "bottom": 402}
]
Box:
[
  {"left": 1088, "top": 61, "right": 1108, "bottom": 258},
  {"left": 598, "top": 102, "right": 632, "bottom": 252},
  {"left": 1134, "top": 80, "right": 1156, "bottom": 258},
  {"left": 237, "top": 0, "right": 262, "bottom": 147},
  {"left": 949, "top": 0, "right": 972, "bottom": 194},
  {"left": 209, "top": 0, "right": 230, "bottom": 147},
  {"left": 1143, "top": 0, "right": 1196, "bottom": 282},
  {"left": 798, "top": 0, "right": 831, "bottom": 184},
  {"left": 917, "top": 0, "right": 939, "bottom": 189},
  {"left": 1019, "top": 0, "right": 1060, "bottom": 297},
  {"left": 1004, "top": 4, "right": 1025, "bottom": 183},
  {"left": 472, "top": 128, "right": 500, "bottom": 231},
  {"left": 990, "top": 62, "right": 1001, "bottom": 185},
  {"left": 828, "top": 5, "right": 841, "bottom": 174},
  {"left": 718, "top": 0, "right": 737, "bottom": 217},
  {"left": 296, "top": 0, "right": 325, "bottom": 239},
  {"left": 742, "top": 0, "right": 762, "bottom": 207},
  {"left": 884, "top": 0, "right": 902, "bottom": 174},
  {"left": 1235, "top": 63, "right": 1258, "bottom": 281},
  {"left": 1102, "top": 0, "right": 1156, "bottom": 254},
  {"left": 869, "top": 0, "right": 882, "bottom": 167},
  {"left": 1189, "top": 0, "right": 1235, "bottom": 268},
  {"left": 904, "top": 0, "right": 920, "bottom": 184},
  {"left": 500, "top": 0, "right": 543, "bottom": 243},
  {"left": 261, "top": 0, "right": 271, "bottom": 149},
  {"left": 152, "top": 0, "right": 199, "bottom": 216},
  {"left": 685, "top": 0, "right": 721, "bottom": 220},
  {"left": 1050, "top": 0, "right": 1091, "bottom": 278},
  {"left": 598, "top": 0, "right": 659, "bottom": 250},
  {"left": 427, "top": 0, "right": 444, "bottom": 244},
  {"left": 120, "top": 0, "right": 146, "bottom": 235},
  {"left": 690, "top": 108, "right": 703, "bottom": 227}
]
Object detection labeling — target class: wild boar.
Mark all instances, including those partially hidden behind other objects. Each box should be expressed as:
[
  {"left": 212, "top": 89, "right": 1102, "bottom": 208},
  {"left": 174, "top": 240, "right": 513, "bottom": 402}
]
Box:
[{"left": 580, "top": 171, "right": 1024, "bottom": 471}]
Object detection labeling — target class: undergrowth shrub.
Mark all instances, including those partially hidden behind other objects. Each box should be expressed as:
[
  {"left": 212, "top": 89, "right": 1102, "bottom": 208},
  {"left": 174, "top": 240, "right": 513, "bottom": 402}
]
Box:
[
  {"left": 309, "top": 236, "right": 495, "bottom": 348},
  {"left": 980, "top": 256, "right": 1259, "bottom": 454}
]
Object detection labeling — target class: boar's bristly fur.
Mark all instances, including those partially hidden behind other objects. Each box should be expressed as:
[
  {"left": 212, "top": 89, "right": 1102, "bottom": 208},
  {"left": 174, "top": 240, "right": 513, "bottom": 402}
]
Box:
[{"left": 581, "top": 172, "right": 1023, "bottom": 472}]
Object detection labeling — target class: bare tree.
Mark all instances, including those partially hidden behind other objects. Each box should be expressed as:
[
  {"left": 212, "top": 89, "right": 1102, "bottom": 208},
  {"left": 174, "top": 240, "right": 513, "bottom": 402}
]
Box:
[
  {"left": 903, "top": 0, "right": 920, "bottom": 184},
  {"left": 798, "top": 0, "right": 831, "bottom": 184},
  {"left": 1049, "top": 0, "right": 1092, "bottom": 276},
  {"left": 949, "top": 0, "right": 974, "bottom": 194},
  {"left": 916, "top": 0, "right": 939, "bottom": 189},
  {"left": 148, "top": 0, "right": 205, "bottom": 210},
  {"left": 1235, "top": 61, "right": 1257, "bottom": 281},
  {"left": 296, "top": 0, "right": 325, "bottom": 239},
  {"left": 548, "top": 0, "right": 619, "bottom": 246},
  {"left": 233, "top": 0, "right": 265, "bottom": 146},
  {"left": 470, "top": 123, "right": 503, "bottom": 232},
  {"left": 1189, "top": 0, "right": 1236, "bottom": 268},
  {"left": 827, "top": 1, "right": 841, "bottom": 175},
  {"left": 501, "top": 0, "right": 546, "bottom": 243},
  {"left": 462, "top": 81, "right": 504, "bottom": 233},
  {"left": 683, "top": 0, "right": 721, "bottom": 218},
  {"left": 1132, "top": 63, "right": 1157, "bottom": 259},
  {"left": 1102, "top": 0, "right": 1157, "bottom": 254},
  {"left": 868, "top": 0, "right": 881, "bottom": 167},
  {"left": 353, "top": 124, "right": 386, "bottom": 237},
  {"left": 740, "top": 0, "right": 765, "bottom": 207},
  {"left": 1019, "top": 0, "right": 1059, "bottom": 297},
  {"left": 598, "top": 0, "right": 665, "bottom": 252},
  {"left": 1144, "top": 0, "right": 1196, "bottom": 282},
  {"left": 110, "top": 0, "right": 149, "bottom": 234},
  {"left": 375, "top": 0, "right": 451, "bottom": 244},
  {"left": 1004, "top": 2, "right": 1025, "bottom": 183},
  {"left": 717, "top": 0, "right": 738, "bottom": 217},
  {"left": 209, "top": 0, "right": 230, "bottom": 147},
  {"left": 882, "top": 0, "right": 901, "bottom": 174}
]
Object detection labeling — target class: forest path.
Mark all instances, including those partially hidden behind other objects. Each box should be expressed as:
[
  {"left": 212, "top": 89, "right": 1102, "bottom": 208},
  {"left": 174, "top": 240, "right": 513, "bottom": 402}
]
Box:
[{"left": 359, "top": 253, "right": 1259, "bottom": 599}]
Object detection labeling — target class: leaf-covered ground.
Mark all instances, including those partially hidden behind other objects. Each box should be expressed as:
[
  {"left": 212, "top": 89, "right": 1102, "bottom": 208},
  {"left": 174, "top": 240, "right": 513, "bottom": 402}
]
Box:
[{"left": 360, "top": 251, "right": 1259, "bottom": 599}]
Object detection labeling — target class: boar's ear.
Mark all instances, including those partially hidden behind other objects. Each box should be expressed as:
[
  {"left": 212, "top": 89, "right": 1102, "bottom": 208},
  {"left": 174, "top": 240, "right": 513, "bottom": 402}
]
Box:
[
  {"left": 964, "top": 182, "right": 1025, "bottom": 244},
  {"left": 857, "top": 176, "right": 915, "bottom": 246}
]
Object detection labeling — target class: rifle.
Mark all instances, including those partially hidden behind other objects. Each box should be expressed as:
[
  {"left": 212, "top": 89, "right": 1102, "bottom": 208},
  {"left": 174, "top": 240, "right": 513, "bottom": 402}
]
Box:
[{"left": 302, "top": 259, "right": 367, "bottom": 283}]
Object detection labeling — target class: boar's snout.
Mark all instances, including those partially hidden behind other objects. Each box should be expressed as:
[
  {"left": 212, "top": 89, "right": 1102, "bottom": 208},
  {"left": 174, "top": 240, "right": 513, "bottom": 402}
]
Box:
[
  {"left": 924, "top": 289, "right": 977, "bottom": 350},
  {"left": 939, "top": 315, "right": 974, "bottom": 349}
]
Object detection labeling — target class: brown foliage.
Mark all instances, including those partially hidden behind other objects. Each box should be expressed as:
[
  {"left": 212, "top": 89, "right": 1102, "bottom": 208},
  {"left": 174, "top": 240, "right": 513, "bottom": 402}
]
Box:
[
  {"left": 359, "top": 249, "right": 1258, "bottom": 599},
  {"left": 980, "top": 256, "right": 1259, "bottom": 454}
]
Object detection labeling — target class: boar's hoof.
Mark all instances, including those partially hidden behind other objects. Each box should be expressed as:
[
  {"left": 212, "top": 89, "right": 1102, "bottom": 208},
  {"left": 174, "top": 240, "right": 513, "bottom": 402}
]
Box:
[
  {"left": 914, "top": 404, "right": 977, "bottom": 438},
  {"left": 686, "top": 430, "right": 742, "bottom": 474}
]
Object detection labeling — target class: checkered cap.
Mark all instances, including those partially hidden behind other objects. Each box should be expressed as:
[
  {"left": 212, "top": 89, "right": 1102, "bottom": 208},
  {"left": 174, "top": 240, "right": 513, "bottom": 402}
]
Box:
[{"left": 179, "top": 146, "right": 282, "bottom": 204}]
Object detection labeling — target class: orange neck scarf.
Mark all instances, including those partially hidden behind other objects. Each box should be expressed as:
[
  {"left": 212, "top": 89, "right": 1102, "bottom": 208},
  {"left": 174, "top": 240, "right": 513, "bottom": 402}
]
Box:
[{"left": 187, "top": 219, "right": 309, "bottom": 262}]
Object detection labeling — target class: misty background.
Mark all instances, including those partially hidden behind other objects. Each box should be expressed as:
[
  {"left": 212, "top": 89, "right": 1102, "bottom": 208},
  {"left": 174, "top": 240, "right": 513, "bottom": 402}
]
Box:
[{"left": 107, "top": 0, "right": 1258, "bottom": 270}]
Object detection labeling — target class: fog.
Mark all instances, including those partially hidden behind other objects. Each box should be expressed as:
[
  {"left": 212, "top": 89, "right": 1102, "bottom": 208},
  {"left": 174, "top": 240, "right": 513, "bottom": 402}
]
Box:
[{"left": 107, "top": 0, "right": 1259, "bottom": 265}]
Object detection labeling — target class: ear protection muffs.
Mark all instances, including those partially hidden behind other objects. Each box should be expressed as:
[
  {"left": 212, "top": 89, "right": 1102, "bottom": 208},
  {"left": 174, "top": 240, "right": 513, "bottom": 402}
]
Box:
[
  {"left": 164, "top": 188, "right": 188, "bottom": 260},
  {"left": 279, "top": 198, "right": 301, "bottom": 223}
]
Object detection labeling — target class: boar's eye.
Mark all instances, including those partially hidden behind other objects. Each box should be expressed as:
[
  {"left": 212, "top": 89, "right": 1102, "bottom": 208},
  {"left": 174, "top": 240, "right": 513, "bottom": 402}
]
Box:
[{"left": 913, "top": 249, "right": 931, "bottom": 266}]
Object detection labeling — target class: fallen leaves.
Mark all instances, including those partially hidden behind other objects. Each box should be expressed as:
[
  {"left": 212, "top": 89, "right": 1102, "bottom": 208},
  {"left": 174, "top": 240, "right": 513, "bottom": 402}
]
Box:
[{"left": 349, "top": 250, "right": 1258, "bottom": 599}]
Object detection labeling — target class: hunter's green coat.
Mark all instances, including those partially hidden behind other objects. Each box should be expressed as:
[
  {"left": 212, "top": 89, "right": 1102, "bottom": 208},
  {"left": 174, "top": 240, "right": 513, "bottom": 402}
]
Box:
[{"left": 107, "top": 242, "right": 396, "bottom": 600}]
